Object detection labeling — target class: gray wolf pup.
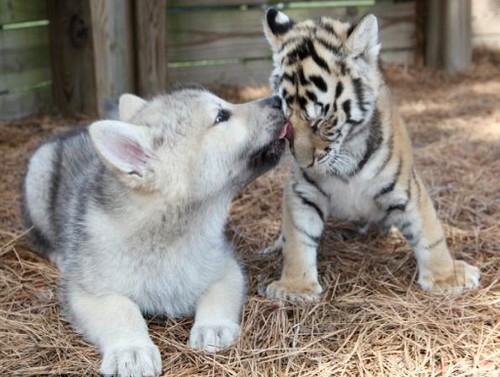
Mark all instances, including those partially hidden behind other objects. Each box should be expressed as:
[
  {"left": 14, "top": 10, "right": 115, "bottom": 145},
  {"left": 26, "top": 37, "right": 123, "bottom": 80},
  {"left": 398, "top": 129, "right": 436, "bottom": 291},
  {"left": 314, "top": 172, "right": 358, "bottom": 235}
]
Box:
[{"left": 22, "top": 86, "right": 291, "bottom": 376}]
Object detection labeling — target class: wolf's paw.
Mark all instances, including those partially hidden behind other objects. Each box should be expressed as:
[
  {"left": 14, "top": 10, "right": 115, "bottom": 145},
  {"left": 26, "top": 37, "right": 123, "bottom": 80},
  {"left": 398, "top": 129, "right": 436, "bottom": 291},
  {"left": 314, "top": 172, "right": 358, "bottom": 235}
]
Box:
[
  {"left": 100, "top": 340, "right": 162, "bottom": 377},
  {"left": 266, "top": 279, "right": 323, "bottom": 302},
  {"left": 189, "top": 322, "right": 239, "bottom": 353},
  {"left": 418, "top": 260, "right": 480, "bottom": 293}
]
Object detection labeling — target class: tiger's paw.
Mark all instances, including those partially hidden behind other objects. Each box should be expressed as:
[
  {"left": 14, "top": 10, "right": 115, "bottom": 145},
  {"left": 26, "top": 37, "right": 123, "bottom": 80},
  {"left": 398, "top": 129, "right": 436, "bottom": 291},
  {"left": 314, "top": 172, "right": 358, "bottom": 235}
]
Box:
[
  {"left": 418, "top": 260, "right": 480, "bottom": 294},
  {"left": 266, "top": 279, "right": 323, "bottom": 302}
]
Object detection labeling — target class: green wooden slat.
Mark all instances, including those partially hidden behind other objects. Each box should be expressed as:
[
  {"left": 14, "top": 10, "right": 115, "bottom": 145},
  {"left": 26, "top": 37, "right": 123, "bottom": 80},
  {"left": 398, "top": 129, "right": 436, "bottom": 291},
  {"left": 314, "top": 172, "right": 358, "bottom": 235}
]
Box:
[
  {"left": 167, "top": 7, "right": 353, "bottom": 62},
  {"left": 167, "top": 0, "right": 373, "bottom": 8},
  {"left": 167, "top": 2, "right": 414, "bottom": 63},
  {"left": 0, "top": 0, "right": 47, "bottom": 25},
  {"left": 0, "top": 26, "right": 51, "bottom": 92},
  {"left": 0, "top": 85, "right": 51, "bottom": 121}
]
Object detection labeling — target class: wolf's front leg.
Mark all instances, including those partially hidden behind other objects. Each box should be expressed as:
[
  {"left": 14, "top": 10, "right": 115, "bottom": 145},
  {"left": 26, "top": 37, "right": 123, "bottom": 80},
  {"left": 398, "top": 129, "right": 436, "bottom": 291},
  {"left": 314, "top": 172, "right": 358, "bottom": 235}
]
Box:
[
  {"left": 266, "top": 174, "right": 329, "bottom": 302},
  {"left": 390, "top": 173, "right": 480, "bottom": 293},
  {"left": 189, "top": 257, "right": 245, "bottom": 353},
  {"left": 66, "top": 285, "right": 162, "bottom": 377}
]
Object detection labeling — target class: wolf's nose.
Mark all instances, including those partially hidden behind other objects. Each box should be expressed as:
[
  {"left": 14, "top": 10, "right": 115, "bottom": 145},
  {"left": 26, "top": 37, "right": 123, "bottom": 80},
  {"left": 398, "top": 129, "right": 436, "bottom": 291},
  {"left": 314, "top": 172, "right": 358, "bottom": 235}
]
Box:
[{"left": 266, "top": 95, "right": 282, "bottom": 110}]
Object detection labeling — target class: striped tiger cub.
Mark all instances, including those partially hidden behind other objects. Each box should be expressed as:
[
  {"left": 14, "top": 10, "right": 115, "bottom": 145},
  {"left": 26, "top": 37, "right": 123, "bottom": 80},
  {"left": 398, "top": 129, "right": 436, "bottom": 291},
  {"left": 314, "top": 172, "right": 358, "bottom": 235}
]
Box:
[{"left": 262, "top": 8, "right": 480, "bottom": 301}]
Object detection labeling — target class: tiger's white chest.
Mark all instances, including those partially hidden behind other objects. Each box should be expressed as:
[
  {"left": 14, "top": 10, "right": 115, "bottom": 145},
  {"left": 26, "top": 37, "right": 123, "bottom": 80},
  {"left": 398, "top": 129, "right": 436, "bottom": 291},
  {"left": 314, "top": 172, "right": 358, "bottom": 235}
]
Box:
[{"left": 326, "top": 176, "right": 383, "bottom": 223}]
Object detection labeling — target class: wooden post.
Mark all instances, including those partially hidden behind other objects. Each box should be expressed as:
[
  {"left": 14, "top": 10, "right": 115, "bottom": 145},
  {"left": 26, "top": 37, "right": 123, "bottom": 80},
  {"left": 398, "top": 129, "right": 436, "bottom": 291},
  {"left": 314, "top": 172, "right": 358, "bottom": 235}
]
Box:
[
  {"left": 48, "top": 0, "right": 136, "bottom": 117},
  {"left": 47, "top": 0, "right": 98, "bottom": 116},
  {"left": 133, "top": 0, "right": 167, "bottom": 97},
  {"left": 89, "top": 0, "right": 135, "bottom": 114},
  {"left": 425, "top": 0, "right": 471, "bottom": 71}
]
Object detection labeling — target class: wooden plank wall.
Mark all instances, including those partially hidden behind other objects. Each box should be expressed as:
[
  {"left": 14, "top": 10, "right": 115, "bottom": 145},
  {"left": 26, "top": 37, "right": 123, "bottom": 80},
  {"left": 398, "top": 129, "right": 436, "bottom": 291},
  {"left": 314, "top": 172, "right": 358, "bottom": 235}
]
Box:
[
  {"left": 471, "top": 0, "right": 500, "bottom": 49},
  {"left": 426, "top": 0, "right": 471, "bottom": 71},
  {"left": 0, "top": 0, "right": 51, "bottom": 121},
  {"left": 48, "top": 0, "right": 166, "bottom": 117},
  {"left": 166, "top": 0, "right": 416, "bottom": 87}
]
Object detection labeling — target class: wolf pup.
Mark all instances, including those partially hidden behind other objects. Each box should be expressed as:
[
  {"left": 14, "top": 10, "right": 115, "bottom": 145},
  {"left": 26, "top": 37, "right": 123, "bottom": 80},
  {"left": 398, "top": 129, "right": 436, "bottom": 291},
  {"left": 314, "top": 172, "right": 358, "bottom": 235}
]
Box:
[{"left": 22, "top": 86, "right": 291, "bottom": 376}]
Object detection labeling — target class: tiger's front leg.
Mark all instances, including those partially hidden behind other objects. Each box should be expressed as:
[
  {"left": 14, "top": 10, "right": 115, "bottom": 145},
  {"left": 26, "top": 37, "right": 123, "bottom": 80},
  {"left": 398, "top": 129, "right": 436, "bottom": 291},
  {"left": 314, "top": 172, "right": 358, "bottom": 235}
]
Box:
[
  {"left": 389, "top": 172, "right": 480, "bottom": 293},
  {"left": 266, "top": 171, "right": 330, "bottom": 302}
]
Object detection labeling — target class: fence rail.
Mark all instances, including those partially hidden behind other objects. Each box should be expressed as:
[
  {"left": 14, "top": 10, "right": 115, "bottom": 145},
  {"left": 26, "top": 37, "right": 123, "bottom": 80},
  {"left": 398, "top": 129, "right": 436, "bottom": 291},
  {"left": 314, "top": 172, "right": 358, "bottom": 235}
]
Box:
[
  {"left": 1, "top": 0, "right": 499, "bottom": 121},
  {"left": 0, "top": 0, "right": 51, "bottom": 120},
  {"left": 166, "top": 0, "right": 416, "bottom": 86}
]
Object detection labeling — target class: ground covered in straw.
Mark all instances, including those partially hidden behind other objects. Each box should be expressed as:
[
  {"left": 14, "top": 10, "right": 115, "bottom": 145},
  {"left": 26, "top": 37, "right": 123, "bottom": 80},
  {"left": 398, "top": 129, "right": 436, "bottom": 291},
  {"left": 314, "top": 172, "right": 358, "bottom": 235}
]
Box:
[{"left": 1, "top": 51, "right": 499, "bottom": 376}]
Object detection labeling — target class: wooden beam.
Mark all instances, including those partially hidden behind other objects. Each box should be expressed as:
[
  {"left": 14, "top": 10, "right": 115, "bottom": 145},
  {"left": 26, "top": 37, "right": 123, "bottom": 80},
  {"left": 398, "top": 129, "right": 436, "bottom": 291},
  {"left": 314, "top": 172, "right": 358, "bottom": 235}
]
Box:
[
  {"left": 47, "top": 0, "right": 98, "bottom": 116},
  {"left": 89, "top": 0, "right": 135, "bottom": 113},
  {"left": 48, "top": 0, "right": 135, "bottom": 117},
  {"left": 133, "top": 0, "right": 166, "bottom": 96},
  {"left": 425, "top": 0, "right": 471, "bottom": 71}
]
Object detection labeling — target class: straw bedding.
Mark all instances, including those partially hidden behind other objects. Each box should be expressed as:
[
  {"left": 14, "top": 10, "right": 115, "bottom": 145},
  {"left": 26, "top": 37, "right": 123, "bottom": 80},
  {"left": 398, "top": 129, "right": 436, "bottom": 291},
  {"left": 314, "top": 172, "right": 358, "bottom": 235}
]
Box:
[{"left": 1, "top": 50, "right": 498, "bottom": 376}]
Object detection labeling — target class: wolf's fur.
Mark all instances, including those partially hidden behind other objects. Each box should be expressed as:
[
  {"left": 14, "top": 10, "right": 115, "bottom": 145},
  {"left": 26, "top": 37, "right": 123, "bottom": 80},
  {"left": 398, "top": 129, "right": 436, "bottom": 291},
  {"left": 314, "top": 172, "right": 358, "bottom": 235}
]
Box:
[
  {"left": 262, "top": 9, "right": 480, "bottom": 302},
  {"left": 22, "top": 87, "right": 286, "bottom": 376}
]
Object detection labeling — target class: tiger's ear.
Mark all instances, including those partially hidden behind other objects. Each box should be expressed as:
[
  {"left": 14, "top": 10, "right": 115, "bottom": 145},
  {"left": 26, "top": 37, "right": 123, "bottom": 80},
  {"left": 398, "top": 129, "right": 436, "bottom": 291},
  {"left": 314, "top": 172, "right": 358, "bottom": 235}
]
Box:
[
  {"left": 119, "top": 93, "right": 147, "bottom": 121},
  {"left": 263, "top": 8, "right": 294, "bottom": 51},
  {"left": 346, "top": 14, "right": 380, "bottom": 59}
]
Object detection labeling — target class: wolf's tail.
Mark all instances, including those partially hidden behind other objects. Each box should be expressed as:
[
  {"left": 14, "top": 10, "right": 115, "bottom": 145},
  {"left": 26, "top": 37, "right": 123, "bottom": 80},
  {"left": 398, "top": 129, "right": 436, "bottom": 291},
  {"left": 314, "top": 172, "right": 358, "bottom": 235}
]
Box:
[{"left": 21, "top": 141, "right": 60, "bottom": 264}]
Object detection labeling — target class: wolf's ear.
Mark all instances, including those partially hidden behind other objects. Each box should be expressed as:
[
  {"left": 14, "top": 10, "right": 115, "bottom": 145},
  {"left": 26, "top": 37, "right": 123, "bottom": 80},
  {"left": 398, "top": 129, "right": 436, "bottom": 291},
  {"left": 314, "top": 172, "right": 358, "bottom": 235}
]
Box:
[
  {"left": 89, "top": 120, "right": 151, "bottom": 179},
  {"left": 346, "top": 14, "right": 380, "bottom": 59},
  {"left": 119, "top": 94, "right": 147, "bottom": 121},
  {"left": 263, "top": 8, "right": 294, "bottom": 51}
]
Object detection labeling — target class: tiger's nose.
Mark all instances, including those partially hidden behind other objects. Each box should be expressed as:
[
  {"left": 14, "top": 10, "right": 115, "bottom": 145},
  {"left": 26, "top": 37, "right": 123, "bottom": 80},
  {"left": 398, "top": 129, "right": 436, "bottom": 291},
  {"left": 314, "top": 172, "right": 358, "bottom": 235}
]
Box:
[{"left": 264, "top": 95, "right": 282, "bottom": 110}]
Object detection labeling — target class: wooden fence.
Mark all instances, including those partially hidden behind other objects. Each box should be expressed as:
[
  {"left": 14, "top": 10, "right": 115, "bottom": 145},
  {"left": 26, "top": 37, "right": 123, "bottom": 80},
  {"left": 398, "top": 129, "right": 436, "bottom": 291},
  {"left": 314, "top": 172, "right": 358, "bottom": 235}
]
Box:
[
  {"left": 0, "top": 0, "right": 51, "bottom": 120},
  {"left": 1, "top": 0, "right": 499, "bottom": 121},
  {"left": 166, "top": 0, "right": 416, "bottom": 86}
]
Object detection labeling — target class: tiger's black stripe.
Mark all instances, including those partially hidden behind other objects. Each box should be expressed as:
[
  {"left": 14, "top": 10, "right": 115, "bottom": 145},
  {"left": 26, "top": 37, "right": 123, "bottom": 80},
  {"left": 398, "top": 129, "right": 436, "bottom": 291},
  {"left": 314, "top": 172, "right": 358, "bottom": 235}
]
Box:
[
  {"left": 373, "top": 157, "right": 403, "bottom": 200},
  {"left": 335, "top": 81, "right": 344, "bottom": 100},
  {"left": 292, "top": 220, "right": 321, "bottom": 244},
  {"left": 427, "top": 237, "right": 444, "bottom": 250},
  {"left": 298, "top": 96, "right": 307, "bottom": 111},
  {"left": 306, "top": 90, "right": 317, "bottom": 102},
  {"left": 287, "top": 39, "right": 330, "bottom": 74},
  {"left": 301, "top": 170, "right": 328, "bottom": 198},
  {"left": 346, "top": 22, "right": 357, "bottom": 37},
  {"left": 293, "top": 184, "right": 325, "bottom": 221},
  {"left": 339, "top": 61, "right": 349, "bottom": 75},
  {"left": 386, "top": 199, "right": 409, "bottom": 214},
  {"left": 352, "top": 78, "right": 366, "bottom": 112},
  {"left": 319, "top": 22, "right": 338, "bottom": 38},
  {"left": 344, "top": 119, "right": 369, "bottom": 142},
  {"left": 309, "top": 75, "right": 328, "bottom": 92},
  {"left": 309, "top": 42, "right": 331, "bottom": 73},
  {"left": 350, "top": 109, "right": 383, "bottom": 176},
  {"left": 315, "top": 37, "right": 341, "bottom": 55},
  {"left": 342, "top": 100, "right": 351, "bottom": 119},
  {"left": 412, "top": 169, "right": 422, "bottom": 204},
  {"left": 298, "top": 68, "right": 308, "bottom": 86},
  {"left": 373, "top": 127, "right": 395, "bottom": 177},
  {"left": 280, "top": 72, "right": 296, "bottom": 85}
]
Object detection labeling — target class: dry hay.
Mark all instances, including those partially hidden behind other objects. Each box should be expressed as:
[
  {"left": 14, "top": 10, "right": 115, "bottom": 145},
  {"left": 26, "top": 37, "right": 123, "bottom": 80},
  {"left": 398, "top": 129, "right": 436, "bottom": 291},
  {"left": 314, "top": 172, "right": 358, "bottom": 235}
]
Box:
[{"left": 1, "top": 50, "right": 499, "bottom": 376}]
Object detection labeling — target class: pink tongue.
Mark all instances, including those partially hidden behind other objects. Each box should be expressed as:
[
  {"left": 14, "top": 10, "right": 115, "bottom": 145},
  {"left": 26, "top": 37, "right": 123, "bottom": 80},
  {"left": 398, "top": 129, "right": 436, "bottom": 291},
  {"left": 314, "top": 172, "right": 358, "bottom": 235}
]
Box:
[{"left": 279, "top": 122, "right": 292, "bottom": 139}]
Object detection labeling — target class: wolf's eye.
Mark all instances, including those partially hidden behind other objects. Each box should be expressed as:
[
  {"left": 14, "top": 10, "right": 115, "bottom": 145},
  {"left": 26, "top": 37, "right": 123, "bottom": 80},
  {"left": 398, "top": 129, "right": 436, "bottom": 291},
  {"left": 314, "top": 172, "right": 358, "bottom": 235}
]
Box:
[{"left": 215, "top": 109, "right": 231, "bottom": 124}]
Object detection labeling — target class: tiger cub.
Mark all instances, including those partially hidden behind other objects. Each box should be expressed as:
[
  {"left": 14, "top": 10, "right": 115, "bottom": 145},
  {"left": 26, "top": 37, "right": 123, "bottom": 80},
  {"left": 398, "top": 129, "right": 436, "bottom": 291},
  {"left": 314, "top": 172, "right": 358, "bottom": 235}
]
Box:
[{"left": 262, "top": 8, "right": 480, "bottom": 301}]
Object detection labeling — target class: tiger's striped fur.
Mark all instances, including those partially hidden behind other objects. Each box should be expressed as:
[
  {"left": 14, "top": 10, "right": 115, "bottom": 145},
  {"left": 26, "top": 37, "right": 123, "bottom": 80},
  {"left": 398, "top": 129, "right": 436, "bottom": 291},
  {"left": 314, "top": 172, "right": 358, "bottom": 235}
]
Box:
[{"left": 262, "top": 9, "right": 480, "bottom": 301}]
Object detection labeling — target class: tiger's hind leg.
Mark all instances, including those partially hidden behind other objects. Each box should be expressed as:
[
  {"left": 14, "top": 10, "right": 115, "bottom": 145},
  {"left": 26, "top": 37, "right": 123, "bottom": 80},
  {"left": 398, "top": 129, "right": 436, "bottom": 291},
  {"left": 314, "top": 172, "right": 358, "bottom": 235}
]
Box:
[
  {"left": 386, "top": 172, "right": 480, "bottom": 293},
  {"left": 265, "top": 173, "right": 330, "bottom": 302}
]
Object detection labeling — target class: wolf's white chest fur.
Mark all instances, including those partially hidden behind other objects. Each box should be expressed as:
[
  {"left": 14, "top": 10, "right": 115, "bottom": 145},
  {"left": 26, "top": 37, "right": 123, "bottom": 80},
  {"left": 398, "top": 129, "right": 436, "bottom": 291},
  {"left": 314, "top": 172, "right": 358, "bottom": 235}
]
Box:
[{"left": 76, "top": 205, "right": 228, "bottom": 317}]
